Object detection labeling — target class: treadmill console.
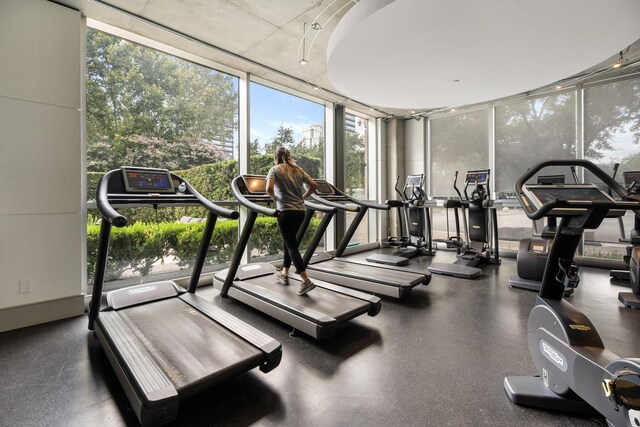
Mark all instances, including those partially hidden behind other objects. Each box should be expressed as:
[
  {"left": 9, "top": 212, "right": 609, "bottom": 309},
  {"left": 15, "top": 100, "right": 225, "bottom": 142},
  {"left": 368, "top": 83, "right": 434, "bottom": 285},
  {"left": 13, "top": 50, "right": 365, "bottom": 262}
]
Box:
[
  {"left": 465, "top": 170, "right": 489, "bottom": 186},
  {"left": 314, "top": 179, "right": 335, "bottom": 196},
  {"left": 241, "top": 175, "right": 268, "bottom": 194},
  {"left": 121, "top": 167, "right": 175, "bottom": 193}
]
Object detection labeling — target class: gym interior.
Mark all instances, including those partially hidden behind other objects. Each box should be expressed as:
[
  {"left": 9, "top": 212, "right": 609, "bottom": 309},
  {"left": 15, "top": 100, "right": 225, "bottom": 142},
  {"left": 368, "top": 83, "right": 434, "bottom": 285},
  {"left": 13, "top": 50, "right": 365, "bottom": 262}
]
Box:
[{"left": 1, "top": 1, "right": 640, "bottom": 426}]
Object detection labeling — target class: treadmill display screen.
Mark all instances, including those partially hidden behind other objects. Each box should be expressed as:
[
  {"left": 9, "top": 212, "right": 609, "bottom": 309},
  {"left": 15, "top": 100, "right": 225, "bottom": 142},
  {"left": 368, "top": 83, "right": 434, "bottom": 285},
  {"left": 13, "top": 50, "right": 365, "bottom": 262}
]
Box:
[
  {"left": 623, "top": 171, "right": 640, "bottom": 188},
  {"left": 122, "top": 168, "right": 174, "bottom": 193},
  {"left": 466, "top": 170, "right": 489, "bottom": 185},
  {"left": 527, "top": 185, "right": 612, "bottom": 206},
  {"left": 243, "top": 176, "right": 267, "bottom": 194},
  {"left": 315, "top": 180, "right": 334, "bottom": 195}
]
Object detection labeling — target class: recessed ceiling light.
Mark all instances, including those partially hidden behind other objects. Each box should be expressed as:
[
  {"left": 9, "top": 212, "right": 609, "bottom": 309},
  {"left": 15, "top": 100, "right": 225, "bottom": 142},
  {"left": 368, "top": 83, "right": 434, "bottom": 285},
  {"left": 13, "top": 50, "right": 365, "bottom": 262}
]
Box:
[
  {"left": 299, "top": 58, "right": 308, "bottom": 65},
  {"left": 612, "top": 62, "right": 622, "bottom": 68},
  {"left": 450, "top": 108, "right": 456, "bottom": 112},
  {"left": 556, "top": 85, "right": 562, "bottom": 89},
  {"left": 313, "top": 86, "right": 319, "bottom": 90},
  {"left": 411, "top": 110, "right": 416, "bottom": 114}
]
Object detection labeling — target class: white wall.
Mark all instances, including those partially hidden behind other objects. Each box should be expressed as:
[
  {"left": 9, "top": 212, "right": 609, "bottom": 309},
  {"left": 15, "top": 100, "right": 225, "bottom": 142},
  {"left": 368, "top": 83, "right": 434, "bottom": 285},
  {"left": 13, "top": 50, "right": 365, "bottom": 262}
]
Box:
[
  {"left": 404, "top": 117, "right": 426, "bottom": 176},
  {"left": 0, "top": 0, "right": 84, "bottom": 331}
]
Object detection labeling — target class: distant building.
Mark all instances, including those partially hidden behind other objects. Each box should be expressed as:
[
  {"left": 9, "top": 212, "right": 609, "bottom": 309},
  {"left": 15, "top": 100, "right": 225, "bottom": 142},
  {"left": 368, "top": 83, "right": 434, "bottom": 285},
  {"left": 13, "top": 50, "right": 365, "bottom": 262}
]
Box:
[
  {"left": 208, "top": 138, "right": 234, "bottom": 159},
  {"left": 345, "top": 113, "right": 356, "bottom": 133},
  {"left": 301, "top": 124, "right": 323, "bottom": 148}
]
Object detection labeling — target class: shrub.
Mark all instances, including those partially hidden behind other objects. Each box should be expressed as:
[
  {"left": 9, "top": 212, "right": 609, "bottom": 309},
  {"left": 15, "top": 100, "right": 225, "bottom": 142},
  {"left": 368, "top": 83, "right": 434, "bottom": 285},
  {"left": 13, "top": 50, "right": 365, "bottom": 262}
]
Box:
[{"left": 87, "top": 217, "right": 320, "bottom": 283}]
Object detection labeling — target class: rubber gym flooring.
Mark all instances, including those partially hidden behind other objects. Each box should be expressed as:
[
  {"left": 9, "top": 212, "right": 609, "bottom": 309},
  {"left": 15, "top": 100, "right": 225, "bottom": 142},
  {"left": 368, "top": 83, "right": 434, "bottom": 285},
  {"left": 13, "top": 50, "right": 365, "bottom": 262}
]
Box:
[{"left": 1, "top": 252, "right": 639, "bottom": 426}]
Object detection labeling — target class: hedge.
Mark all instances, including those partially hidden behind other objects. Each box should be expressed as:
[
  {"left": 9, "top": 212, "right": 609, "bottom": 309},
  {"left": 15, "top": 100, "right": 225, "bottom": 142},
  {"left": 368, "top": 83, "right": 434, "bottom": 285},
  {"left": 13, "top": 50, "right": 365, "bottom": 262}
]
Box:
[{"left": 87, "top": 216, "right": 321, "bottom": 283}]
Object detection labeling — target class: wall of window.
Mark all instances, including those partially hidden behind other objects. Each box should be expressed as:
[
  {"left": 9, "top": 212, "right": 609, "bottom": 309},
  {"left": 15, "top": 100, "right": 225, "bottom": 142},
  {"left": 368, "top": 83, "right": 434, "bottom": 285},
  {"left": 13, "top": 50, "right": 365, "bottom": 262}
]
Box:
[
  {"left": 583, "top": 76, "right": 640, "bottom": 258},
  {"left": 86, "top": 29, "right": 239, "bottom": 291},
  {"left": 344, "top": 112, "right": 375, "bottom": 244},
  {"left": 425, "top": 73, "right": 640, "bottom": 261}
]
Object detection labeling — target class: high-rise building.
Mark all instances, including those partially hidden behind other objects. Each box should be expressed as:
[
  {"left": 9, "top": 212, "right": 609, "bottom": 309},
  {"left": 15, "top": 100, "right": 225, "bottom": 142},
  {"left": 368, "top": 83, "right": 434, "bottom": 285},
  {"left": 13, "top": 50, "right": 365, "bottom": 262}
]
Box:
[
  {"left": 345, "top": 113, "right": 356, "bottom": 133},
  {"left": 301, "top": 124, "right": 323, "bottom": 148}
]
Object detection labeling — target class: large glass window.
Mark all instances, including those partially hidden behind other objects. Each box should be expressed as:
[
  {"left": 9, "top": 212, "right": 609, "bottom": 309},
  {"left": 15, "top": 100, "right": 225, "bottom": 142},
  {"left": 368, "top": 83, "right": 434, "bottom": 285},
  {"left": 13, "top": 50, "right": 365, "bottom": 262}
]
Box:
[
  {"left": 86, "top": 29, "right": 239, "bottom": 291},
  {"left": 248, "top": 81, "right": 325, "bottom": 261},
  {"left": 430, "top": 109, "right": 489, "bottom": 196},
  {"left": 344, "top": 112, "right": 373, "bottom": 244},
  {"left": 430, "top": 110, "right": 489, "bottom": 243},
  {"left": 494, "top": 92, "right": 577, "bottom": 251},
  {"left": 583, "top": 76, "right": 640, "bottom": 259}
]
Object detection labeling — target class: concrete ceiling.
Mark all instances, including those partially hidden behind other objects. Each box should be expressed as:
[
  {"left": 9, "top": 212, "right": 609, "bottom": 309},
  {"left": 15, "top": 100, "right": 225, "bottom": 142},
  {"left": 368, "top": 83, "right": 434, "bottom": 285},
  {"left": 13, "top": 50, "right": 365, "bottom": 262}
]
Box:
[{"left": 53, "top": 0, "right": 640, "bottom": 118}]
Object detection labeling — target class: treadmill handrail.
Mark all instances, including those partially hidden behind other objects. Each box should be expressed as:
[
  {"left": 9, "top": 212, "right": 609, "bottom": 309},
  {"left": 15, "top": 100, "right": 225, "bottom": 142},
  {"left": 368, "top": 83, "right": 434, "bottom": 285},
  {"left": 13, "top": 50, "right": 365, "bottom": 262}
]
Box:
[
  {"left": 97, "top": 169, "right": 239, "bottom": 227},
  {"left": 305, "top": 200, "right": 339, "bottom": 214},
  {"left": 310, "top": 193, "right": 360, "bottom": 212},
  {"left": 231, "top": 176, "right": 280, "bottom": 217}
]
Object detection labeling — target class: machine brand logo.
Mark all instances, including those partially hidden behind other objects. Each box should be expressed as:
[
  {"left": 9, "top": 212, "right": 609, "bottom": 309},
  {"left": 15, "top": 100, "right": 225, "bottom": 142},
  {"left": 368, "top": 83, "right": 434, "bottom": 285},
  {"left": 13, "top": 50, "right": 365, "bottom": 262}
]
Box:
[
  {"left": 128, "top": 286, "right": 156, "bottom": 294},
  {"left": 540, "top": 339, "right": 568, "bottom": 372}
]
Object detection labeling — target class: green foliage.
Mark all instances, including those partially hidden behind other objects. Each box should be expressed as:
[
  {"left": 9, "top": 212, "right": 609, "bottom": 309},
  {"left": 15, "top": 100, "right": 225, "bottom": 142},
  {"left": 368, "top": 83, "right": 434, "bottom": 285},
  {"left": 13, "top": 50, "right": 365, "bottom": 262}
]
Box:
[
  {"left": 345, "top": 130, "right": 366, "bottom": 194},
  {"left": 249, "top": 154, "right": 322, "bottom": 178},
  {"left": 87, "top": 217, "right": 320, "bottom": 282},
  {"left": 86, "top": 29, "right": 237, "bottom": 173}
]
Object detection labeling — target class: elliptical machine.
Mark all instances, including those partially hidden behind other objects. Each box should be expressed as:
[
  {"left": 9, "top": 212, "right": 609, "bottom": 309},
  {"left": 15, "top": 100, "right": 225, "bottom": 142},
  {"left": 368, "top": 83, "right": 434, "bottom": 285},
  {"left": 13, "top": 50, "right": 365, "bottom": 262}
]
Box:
[
  {"left": 504, "top": 159, "right": 640, "bottom": 427},
  {"left": 428, "top": 169, "right": 500, "bottom": 279},
  {"left": 379, "top": 174, "right": 435, "bottom": 257}
]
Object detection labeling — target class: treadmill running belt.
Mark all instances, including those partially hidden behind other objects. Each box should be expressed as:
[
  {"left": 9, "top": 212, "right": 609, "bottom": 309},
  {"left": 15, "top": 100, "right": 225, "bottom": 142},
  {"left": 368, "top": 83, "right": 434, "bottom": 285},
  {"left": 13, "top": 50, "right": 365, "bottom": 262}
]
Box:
[{"left": 117, "top": 298, "right": 263, "bottom": 391}]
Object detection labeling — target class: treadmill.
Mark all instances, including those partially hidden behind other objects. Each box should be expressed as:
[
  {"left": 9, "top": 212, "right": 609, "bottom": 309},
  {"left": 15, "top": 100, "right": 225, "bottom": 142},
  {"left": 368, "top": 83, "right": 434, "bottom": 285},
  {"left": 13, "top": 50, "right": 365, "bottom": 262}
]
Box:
[
  {"left": 88, "top": 167, "right": 282, "bottom": 427},
  {"left": 301, "top": 179, "right": 429, "bottom": 299},
  {"left": 212, "top": 175, "right": 382, "bottom": 340}
]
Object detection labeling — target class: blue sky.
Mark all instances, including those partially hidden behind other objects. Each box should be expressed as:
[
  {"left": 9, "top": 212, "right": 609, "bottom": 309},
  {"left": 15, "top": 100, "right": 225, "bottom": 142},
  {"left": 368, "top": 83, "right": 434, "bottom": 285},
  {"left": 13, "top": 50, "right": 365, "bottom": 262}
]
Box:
[{"left": 248, "top": 82, "right": 325, "bottom": 149}]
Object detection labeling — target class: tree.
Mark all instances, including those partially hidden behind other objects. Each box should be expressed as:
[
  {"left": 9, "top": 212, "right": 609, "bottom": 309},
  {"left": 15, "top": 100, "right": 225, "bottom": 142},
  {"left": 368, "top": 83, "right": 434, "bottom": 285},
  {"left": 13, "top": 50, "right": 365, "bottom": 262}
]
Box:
[
  {"left": 264, "top": 124, "right": 295, "bottom": 153},
  {"left": 86, "top": 29, "right": 237, "bottom": 172},
  {"left": 344, "top": 131, "right": 366, "bottom": 194}
]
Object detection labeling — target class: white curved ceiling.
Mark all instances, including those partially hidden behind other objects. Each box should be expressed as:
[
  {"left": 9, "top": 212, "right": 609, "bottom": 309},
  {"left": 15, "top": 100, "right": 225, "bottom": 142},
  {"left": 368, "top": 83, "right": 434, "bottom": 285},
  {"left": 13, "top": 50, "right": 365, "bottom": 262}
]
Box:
[{"left": 328, "top": 0, "right": 640, "bottom": 109}]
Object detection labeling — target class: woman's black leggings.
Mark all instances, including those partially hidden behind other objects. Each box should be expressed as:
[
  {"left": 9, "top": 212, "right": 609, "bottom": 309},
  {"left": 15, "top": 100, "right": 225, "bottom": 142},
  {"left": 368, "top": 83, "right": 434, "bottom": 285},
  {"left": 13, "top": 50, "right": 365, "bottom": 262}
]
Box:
[{"left": 277, "top": 210, "right": 306, "bottom": 273}]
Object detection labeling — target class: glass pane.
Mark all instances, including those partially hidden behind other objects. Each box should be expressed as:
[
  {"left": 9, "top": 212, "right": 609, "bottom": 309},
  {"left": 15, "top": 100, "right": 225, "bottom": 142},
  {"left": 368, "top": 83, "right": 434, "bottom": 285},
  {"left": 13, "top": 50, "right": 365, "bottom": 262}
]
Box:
[
  {"left": 430, "top": 110, "right": 489, "bottom": 197},
  {"left": 86, "top": 29, "right": 239, "bottom": 291},
  {"left": 248, "top": 82, "right": 325, "bottom": 261},
  {"left": 583, "top": 77, "right": 640, "bottom": 260},
  {"left": 344, "top": 112, "right": 373, "bottom": 244},
  {"left": 495, "top": 92, "right": 577, "bottom": 198},
  {"left": 494, "top": 92, "right": 577, "bottom": 252}
]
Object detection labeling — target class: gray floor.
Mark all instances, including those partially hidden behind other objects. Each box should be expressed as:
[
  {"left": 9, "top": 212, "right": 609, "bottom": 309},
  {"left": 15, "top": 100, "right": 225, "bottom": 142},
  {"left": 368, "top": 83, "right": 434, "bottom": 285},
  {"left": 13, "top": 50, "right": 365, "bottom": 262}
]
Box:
[{"left": 1, "top": 252, "right": 639, "bottom": 427}]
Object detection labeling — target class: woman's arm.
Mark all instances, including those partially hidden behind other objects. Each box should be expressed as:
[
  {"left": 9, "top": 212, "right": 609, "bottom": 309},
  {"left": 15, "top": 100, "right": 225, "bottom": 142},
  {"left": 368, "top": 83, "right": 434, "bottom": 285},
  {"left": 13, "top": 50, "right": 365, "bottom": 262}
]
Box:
[{"left": 303, "top": 176, "right": 318, "bottom": 199}]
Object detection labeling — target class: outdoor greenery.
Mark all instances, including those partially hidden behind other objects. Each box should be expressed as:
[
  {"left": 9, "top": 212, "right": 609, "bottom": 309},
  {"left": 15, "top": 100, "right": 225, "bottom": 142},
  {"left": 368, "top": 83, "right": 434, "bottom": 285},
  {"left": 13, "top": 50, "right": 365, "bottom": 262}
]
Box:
[
  {"left": 85, "top": 30, "right": 330, "bottom": 283},
  {"left": 87, "top": 217, "right": 320, "bottom": 283},
  {"left": 87, "top": 29, "right": 237, "bottom": 172}
]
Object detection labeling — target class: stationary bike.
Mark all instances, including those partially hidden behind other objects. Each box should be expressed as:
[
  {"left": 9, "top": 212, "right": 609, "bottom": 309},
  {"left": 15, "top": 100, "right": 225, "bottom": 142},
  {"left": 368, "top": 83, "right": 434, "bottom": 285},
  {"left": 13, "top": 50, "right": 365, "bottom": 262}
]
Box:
[
  {"left": 616, "top": 170, "right": 640, "bottom": 309},
  {"left": 508, "top": 172, "right": 580, "bottom": 297},
  {"left": 504, "top": 159, "right": 640, "bottom": 427}
]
